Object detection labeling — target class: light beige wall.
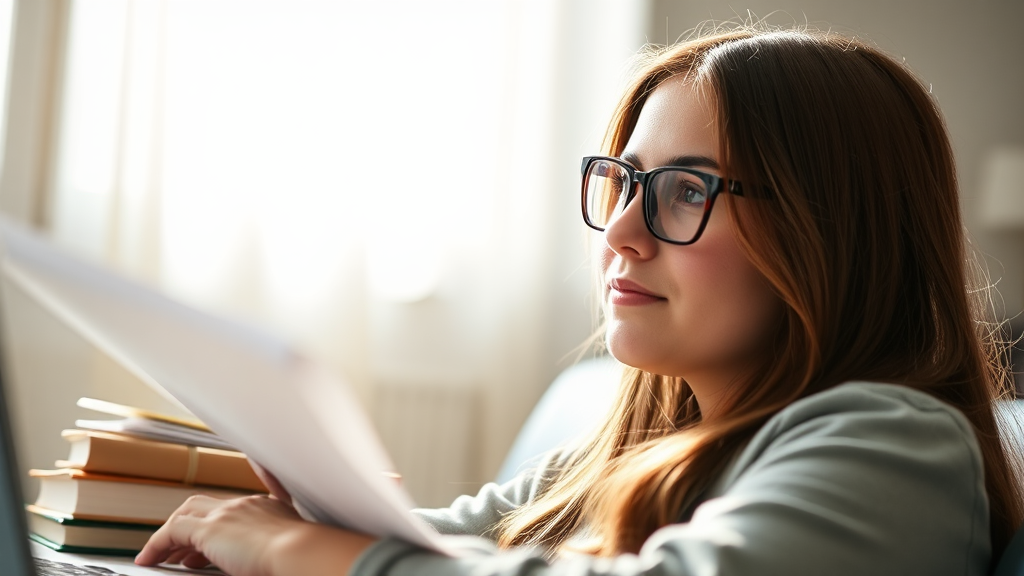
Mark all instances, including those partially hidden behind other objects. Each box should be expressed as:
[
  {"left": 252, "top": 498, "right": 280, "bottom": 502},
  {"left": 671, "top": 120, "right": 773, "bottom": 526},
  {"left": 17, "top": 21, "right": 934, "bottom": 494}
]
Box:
[{"left": 650, "top": 0, "right": 1024, "bottom": 314}]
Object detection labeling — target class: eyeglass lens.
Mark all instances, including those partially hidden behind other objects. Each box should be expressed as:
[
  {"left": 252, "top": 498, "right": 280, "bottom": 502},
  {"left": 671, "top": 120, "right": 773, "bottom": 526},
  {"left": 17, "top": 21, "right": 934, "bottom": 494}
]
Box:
[{"left": 584, "top": 159, "right": 709, "bottom": 243}]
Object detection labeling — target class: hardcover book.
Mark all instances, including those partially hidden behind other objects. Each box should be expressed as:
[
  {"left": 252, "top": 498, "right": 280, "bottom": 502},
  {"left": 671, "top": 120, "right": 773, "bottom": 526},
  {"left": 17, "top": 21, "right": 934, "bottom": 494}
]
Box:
[
  {"left": 56, "top": 429, "right": 266, "bottom": 492},
  {"left": 29, "top": 468, "right": 255, "bottom": 525},
  {"left": 26, "top": 504, "right": 158, "bottom": 555}
]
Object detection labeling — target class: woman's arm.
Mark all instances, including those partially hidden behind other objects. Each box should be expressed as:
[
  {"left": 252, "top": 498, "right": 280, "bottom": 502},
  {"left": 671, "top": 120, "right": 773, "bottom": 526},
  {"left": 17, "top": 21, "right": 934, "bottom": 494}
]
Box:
[
  {"left": 413, "top": 448, "right": 569, "bottom": 538},
  {"left": 135, "top": 448, "right": 561, "bottom": 575}
]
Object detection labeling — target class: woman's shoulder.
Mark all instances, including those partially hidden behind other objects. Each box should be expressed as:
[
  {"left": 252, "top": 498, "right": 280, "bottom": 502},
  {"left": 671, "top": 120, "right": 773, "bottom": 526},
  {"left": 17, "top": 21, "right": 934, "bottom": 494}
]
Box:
[
  {"left": 774, "top": 380, "right": 973, "bottom": 427},
  {"left": 718, "top": 380, "right": 984, "bottom": 491},
  {"left": 693, "top": 381, "right": 990, "bottom": 575}
]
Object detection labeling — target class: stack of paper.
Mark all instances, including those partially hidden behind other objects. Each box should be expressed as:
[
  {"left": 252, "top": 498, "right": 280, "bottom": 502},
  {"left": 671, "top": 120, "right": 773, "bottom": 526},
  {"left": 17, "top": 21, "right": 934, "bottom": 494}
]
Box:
[{"left": 74, "top": 397, "right": 234, "bottom": 451}]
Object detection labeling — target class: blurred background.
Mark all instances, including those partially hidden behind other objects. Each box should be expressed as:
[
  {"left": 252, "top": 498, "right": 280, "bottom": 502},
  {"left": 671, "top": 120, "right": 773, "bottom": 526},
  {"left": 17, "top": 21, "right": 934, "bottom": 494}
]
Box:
[{"left": 0, "top": 0, "right": 1021, "bottom": 508}]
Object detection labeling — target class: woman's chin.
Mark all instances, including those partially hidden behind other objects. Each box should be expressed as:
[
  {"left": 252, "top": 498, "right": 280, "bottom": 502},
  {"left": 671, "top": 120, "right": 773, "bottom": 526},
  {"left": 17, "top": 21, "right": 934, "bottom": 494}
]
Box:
[{"left": 605, "top": 334, "right": 658, "bottom": 374}]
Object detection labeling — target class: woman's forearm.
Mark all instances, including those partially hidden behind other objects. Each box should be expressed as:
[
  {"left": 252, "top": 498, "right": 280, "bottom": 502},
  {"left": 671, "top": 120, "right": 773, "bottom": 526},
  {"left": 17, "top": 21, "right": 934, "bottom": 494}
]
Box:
[{"left": 268, "top": 522, "right": 377, "bottom": 576}]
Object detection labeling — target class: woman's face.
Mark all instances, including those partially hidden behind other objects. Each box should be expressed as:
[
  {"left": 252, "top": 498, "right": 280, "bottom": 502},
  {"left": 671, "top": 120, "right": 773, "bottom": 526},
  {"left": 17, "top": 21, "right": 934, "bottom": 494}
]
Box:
[{"left": 601, "top": 78, "right": 781, "bottom": 413}]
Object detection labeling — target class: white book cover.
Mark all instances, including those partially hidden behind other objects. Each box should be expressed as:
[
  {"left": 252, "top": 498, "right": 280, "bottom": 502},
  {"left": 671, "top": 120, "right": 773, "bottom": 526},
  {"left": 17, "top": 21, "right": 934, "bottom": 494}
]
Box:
[{"left": 72, "top": 417, "right": 236, "bottom": 451}]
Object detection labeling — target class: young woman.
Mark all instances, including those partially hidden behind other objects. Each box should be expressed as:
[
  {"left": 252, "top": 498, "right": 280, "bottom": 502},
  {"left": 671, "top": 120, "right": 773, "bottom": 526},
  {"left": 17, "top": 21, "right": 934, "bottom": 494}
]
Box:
[{"left": 136, "top": 26, "right": 1023, "bottom": 576}]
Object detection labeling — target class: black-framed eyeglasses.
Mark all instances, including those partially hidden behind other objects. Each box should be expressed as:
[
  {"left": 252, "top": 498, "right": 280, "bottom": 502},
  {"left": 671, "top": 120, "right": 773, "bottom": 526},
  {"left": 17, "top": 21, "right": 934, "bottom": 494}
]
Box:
[{"left": 580, "top": 155, "right": 744, "bottom": 245}]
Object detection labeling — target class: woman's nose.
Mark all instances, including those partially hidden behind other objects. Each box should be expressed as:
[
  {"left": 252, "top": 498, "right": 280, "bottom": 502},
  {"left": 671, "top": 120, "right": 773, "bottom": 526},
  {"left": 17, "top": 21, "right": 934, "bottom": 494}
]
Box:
[{"left": 604, "top": 184, "right": 658, "bottom": 260}]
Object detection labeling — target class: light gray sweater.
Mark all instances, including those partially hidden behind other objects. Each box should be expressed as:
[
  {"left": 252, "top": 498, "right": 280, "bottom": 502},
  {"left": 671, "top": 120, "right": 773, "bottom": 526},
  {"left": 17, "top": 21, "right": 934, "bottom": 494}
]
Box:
[{"left": 350, "top": 382, "right": 990, "bottom": 576}]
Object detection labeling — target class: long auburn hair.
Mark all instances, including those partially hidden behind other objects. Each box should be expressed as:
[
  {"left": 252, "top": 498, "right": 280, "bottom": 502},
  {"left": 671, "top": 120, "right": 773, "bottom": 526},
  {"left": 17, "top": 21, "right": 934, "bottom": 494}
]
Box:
[{"left": 495, "top": 27, "right": 1023, "bottom": 559}]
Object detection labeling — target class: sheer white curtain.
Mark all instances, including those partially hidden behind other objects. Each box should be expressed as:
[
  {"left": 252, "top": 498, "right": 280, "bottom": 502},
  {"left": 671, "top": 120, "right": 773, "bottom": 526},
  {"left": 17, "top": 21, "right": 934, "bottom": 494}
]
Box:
[
  {"left": 41, "top": 0, "right": 646, "bottom": 504},
  {"left": 0, "top": 0, "right": 13, "bottom": 170}
]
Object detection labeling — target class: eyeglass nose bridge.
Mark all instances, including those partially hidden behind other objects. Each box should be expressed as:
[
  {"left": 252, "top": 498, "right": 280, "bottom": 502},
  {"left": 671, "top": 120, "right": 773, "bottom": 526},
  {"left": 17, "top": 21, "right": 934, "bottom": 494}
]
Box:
[{"left": 622, "top": 169, "right": 648, "bottom": 208}]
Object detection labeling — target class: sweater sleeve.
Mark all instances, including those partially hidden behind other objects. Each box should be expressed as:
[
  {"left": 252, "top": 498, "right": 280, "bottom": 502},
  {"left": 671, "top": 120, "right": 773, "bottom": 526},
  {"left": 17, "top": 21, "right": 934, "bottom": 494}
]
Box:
[
  {"left": 350, "top": 383, "right": 990, "bottom": 576},
  {"left": 410, "top": 449, "right": 563, "bottom": 539}
]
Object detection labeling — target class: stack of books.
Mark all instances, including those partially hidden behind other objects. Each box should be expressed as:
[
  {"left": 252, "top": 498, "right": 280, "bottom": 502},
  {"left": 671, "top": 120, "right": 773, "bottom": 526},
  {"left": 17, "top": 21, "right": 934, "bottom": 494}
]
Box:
[{"left": 27, "top": 398, "right": 267, "bottom": 556}]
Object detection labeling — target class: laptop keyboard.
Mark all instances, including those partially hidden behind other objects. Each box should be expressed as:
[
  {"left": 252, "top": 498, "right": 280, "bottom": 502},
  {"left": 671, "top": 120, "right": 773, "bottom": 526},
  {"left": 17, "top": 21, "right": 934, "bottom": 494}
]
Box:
[{"left": 34, "top": 558, "right": 128, "bottom": 576}]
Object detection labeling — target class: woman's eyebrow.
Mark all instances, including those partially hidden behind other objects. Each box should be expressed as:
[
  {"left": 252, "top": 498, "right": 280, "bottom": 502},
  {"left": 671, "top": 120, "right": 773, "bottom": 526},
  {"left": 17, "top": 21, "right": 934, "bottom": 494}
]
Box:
[
  {"left": 621, "top": 152, "right": 644, "bottom": 169},
  {"left": 621, "top": 152, "right": 720, "bottom": 171},
  {"left": 666, "top": 155, "right": 720, "bottom": 170}
]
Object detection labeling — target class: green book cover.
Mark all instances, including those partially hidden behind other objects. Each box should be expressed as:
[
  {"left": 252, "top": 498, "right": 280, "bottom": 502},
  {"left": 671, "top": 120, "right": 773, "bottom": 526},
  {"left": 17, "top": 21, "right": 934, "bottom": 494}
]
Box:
[
  {"left": 26, "top": 505, "right": 158, "bottom": 555},
  {"left": 29, "top": 533, "right": 141, "bottom": 556},
  {"left": 28, "top": 506, "right": 159, "bottom": 531}
]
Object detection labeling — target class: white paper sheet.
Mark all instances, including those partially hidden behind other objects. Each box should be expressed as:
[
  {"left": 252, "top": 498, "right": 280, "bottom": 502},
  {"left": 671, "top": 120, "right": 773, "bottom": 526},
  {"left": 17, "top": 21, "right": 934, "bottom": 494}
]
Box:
[{"left": 0, "top": 216, "right": 454, "bottom": 554}]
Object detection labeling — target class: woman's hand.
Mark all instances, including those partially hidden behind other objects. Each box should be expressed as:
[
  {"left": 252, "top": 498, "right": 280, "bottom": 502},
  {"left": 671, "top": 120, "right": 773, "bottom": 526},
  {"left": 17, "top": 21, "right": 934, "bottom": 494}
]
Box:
[{"left": 135, "top": 494, "right": 376, "bottom": 576}]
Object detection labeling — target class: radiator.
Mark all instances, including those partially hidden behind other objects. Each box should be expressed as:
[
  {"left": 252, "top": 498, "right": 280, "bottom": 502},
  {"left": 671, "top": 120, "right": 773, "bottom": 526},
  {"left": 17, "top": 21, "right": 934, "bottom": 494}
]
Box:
[{"left": 371, "top": 384, "right": 481, "bottom": 508}]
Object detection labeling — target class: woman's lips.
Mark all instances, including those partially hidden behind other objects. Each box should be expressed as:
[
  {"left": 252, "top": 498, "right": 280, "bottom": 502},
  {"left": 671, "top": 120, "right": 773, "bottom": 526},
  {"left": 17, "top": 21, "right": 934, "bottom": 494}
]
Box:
[{"left": 607, "top": 278, "right": 666, "bottom": 306}]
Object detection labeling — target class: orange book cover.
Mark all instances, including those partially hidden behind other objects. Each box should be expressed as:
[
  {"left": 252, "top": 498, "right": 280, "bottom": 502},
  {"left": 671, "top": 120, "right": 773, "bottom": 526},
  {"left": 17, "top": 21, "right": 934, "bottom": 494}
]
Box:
[{"left": 56, "top": 429, "right": 267, "bottom": 492}]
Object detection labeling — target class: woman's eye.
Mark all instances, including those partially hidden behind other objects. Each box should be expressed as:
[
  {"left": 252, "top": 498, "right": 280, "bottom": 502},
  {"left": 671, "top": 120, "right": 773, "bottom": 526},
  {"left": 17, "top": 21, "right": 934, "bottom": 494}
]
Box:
[
  {"left": 669, "top": 186, "right": 706, "bottom": 209},
  {"left": 682, "top": 187, "right": 706, "bottom": 204}
]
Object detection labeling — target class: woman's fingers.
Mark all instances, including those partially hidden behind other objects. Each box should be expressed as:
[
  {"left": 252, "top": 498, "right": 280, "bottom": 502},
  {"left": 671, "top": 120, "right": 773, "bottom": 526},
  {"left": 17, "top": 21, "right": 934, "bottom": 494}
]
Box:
[
  {"left": 136, "top": 512, "right": 204, "bottom": 566},
  {"left": 180, "top": 551, "right": 213, "bottom": 569},
  {"left": 135, "top": 495, "right": 228, "bottom": 566},
  {"left": 136, "top": 494, "right": 306, "bottom": 574},
  {"left": 161, "top": 548, "right": 211, "bottom": 568},
  {"left": 163, "top": 548, "right": 192, "bottom": 565}
]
